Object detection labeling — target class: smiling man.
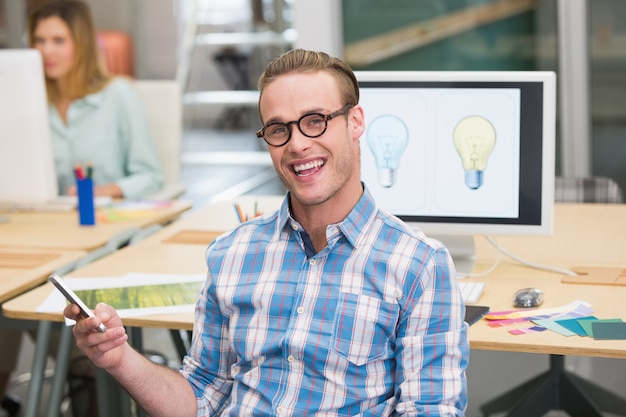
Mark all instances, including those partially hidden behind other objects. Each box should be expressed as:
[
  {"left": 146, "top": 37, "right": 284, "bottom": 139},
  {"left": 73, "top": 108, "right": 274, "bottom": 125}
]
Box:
[
  {"left": 257, "top": 57, "right": 364, "bottom": 253},
  {"left": 66, "top": 49, "right": 469, "bottom": 417}
]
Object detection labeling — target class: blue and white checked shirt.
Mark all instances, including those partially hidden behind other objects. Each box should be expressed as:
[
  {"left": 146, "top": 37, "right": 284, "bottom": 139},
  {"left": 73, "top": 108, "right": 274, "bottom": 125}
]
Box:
[{"left": 181, "top": 188, "right": 469, "bottom": 416}]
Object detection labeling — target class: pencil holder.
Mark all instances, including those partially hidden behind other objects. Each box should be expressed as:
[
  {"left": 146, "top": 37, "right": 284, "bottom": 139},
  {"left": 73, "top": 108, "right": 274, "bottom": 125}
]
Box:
[{"left": 76, "top": 178, "right": 96, "bottom": 226}]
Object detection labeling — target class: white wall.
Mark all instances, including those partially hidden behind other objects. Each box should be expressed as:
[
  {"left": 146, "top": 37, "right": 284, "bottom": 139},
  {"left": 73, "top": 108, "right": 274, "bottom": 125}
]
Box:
[
  {"left": 88, "top": 0, "right": 178, "bottom": 79},
  {"left": 292, "top": 0, "right": 343, "bottom": 57}
]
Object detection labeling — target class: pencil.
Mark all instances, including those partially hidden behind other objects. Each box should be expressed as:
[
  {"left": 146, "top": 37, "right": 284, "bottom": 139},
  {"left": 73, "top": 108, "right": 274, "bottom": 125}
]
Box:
[
  {"left": 234, "top": 203, "right": 244, "bottom": 223},
  {"left": 74, "top": 164, "right": 84, "bottom": 180},
  {"left": 238, "top": 204, "right": 246, "bottom": 222}
]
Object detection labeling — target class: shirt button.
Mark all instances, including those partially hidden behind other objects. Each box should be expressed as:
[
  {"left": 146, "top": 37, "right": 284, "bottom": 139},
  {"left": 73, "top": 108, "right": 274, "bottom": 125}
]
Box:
[
  {"left": 297, "top": 306, "right": 304, "bottom": 314},
  {"left": 291, "top": 223, "right": 299, "bottom": 231},
  {"left": 310, "top": 259, "right": 316, "bottom": 265},
  {"left": 288, "top": 355, "right": 295, "bottom": 362},
  {"left": 277, "top": 406, "right": 285, "bottom": 415}
]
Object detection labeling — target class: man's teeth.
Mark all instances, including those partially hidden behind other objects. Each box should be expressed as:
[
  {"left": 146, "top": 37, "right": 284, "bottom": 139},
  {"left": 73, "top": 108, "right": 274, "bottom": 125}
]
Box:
[{"left": 294, "top": 160, "right": 324, "bottom": 173}]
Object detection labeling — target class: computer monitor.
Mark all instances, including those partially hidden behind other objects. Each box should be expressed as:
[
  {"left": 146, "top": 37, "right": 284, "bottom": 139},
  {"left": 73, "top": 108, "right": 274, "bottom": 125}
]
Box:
[
  {"left": 357, "top": 71, "right": 556, "bottom": 270},
  {"left": 0, "top": 49, "right": 58, "bottom": 205}
]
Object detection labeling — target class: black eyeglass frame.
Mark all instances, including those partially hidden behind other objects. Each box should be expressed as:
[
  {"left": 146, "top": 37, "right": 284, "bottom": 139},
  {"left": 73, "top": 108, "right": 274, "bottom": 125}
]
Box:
[{"left": 256, "top": 104, "right": 354, "bottom": 147}]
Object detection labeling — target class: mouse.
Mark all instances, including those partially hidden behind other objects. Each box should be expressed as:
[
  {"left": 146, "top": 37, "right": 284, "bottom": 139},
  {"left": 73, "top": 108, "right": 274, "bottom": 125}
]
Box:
[{"left": 513, "top": 287, "right": 544, "bottom": 308}]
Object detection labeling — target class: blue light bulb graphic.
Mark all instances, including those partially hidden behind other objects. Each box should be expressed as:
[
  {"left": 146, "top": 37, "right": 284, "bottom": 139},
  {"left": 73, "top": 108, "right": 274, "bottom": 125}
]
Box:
[{"left": 366, "top": 114, "right": 409, "bottom": 188}]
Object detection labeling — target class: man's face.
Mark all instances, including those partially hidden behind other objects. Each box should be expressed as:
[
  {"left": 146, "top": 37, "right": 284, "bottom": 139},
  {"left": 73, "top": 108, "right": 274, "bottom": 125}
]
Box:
[{"left": 259, "top": 71, "right": 364, "bottom": 210}]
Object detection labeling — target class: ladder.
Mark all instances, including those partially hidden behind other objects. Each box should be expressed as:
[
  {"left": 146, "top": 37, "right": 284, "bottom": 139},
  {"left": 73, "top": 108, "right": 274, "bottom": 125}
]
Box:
[
  {"left": 176, "top": 0, "right": 295, "bottom": 130},
  {"left": 174, "top": 0, "right": 295, "bottom": 199}
]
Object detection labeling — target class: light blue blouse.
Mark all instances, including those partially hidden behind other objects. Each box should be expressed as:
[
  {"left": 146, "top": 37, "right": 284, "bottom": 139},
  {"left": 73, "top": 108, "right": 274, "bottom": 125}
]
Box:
[{"left": 49, "top": 77, "right": 163, "bottom": 199}]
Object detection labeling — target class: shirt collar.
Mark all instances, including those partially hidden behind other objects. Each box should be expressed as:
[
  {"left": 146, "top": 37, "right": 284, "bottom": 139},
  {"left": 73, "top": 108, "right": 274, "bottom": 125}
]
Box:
[
  {"left": 276, "top": 184, "right": 378, "bottom": 249},
  {"left": 75, "top": 89, "right": 104, "bottom": 108},
  {"left": 49, "top": 88, "right": 104, "bottom": 130}
]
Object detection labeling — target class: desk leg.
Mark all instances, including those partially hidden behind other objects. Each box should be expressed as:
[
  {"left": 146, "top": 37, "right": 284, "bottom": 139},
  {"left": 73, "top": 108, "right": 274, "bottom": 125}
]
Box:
[
  {"left": 480, "top": 354, "right": 626, "bottom": 417},
  {"left": 23, "top": 321, "right": 52, "bottom": 417},
  {"left": 95, "top": 366, "right": 133, "bottom": 417},
  {"left": 45, "top": 324, "right": 73, "bottom": 417},
  {"left": 561, "top": 370, "right": 626, "bottom": 417},
  {"left": 170, "top": 329, "right": 191, "bottom": 359}
]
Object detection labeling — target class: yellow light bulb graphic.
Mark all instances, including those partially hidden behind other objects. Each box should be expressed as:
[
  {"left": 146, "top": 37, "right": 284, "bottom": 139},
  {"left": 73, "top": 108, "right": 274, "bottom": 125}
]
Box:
[{"left": 453, "top": 115, "right": 496, "bottom": 190}]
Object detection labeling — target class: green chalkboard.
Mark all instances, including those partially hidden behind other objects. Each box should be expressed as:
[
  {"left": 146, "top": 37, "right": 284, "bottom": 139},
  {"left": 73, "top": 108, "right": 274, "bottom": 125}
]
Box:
[{"left": 341, "top": 0, "right": 539, "bottom": 71}]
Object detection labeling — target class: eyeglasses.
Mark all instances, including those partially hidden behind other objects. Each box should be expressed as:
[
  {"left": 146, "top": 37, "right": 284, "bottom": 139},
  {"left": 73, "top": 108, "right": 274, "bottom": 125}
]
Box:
[{"left": 256, "top": 105, "right": 354, "bottom": 147}]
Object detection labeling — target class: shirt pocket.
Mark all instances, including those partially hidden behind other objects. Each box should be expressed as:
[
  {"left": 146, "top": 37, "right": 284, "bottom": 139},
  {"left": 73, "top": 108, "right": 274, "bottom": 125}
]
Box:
[{"left": 330, "top": 292, "right": 399, "bottom": 366}]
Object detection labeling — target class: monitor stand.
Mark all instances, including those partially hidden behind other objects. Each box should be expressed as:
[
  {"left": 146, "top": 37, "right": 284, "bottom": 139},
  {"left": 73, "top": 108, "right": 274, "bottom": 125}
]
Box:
[{"left": 430, "top": 235, "right": 476, "bottom": 274}]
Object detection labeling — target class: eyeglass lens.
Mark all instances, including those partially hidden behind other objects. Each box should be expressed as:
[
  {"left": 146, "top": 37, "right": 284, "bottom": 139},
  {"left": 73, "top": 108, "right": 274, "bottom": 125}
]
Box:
[
  {"left": 265, "top": 113, "right": 327, "bottom": 144},
  {"left": 258, "top": 105, "right": 352, "bottom": 147}
]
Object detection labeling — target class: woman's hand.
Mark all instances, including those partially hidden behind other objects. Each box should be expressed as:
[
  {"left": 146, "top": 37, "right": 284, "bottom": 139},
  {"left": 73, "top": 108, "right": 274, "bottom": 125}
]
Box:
[{"left": 65, "top": 183, "right": 123, "bottom": 198}]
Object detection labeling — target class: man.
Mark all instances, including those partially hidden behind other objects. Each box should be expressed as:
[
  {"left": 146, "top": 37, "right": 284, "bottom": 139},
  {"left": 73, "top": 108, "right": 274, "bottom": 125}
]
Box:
[{"left": 66, "top": 49, "right": 469, "bottom": 416}]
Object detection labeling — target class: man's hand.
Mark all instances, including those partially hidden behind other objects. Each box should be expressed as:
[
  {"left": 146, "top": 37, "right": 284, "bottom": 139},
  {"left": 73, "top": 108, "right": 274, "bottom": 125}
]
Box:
[{"left": 64, "top": 302, "right": 129, "bottom": 371}]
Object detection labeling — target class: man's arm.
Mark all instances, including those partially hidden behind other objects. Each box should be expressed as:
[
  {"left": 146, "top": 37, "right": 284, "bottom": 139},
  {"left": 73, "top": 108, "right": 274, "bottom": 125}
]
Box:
[
  {"left": 394, "top": 247, "right": 469, "bottom": 416},
  {"left": 65, "top": 302, "right": 198, "bottom": 417}
]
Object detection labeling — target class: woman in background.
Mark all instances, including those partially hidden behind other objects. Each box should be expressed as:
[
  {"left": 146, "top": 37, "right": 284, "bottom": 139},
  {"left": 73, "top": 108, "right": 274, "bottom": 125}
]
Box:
[
  {"left": 0, "top": 1, "right": 163, "bottom": 415},
  {"left": 31, "top": 0, "right": 163, "bottom": 199}
]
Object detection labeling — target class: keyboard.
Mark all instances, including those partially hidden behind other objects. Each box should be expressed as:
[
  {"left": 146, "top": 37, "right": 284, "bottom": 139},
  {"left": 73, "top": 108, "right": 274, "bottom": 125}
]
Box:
[{"left": 459, "top": 281, "right": 486, "bottom": 304}]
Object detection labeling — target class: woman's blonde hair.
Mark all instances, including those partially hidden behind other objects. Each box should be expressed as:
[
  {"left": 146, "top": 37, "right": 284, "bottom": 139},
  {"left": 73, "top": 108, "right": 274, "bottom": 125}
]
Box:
[
  {"left": 28, "top": 0, "right": 111, "bottom": 102},
  {"left": 257, "top": 49, "right": 359, "bottom": 118}
]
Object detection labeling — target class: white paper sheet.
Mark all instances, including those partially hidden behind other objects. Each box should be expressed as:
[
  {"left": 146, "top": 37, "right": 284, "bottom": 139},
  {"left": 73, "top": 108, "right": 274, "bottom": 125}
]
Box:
[{"left": 38, "top": 272, "right": 206, "bottom": 325}]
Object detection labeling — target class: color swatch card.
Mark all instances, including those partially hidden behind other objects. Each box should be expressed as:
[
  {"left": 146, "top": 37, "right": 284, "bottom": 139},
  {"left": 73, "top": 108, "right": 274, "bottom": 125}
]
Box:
[{"left": 592, "top": 321, "right": 626, "bottom": 340}]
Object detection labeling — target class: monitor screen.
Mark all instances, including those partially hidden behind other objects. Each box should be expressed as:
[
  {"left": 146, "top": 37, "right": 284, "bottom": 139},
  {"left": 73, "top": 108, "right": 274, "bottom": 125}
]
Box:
[
  {"left": 357, "top": 71, "right": 556, "bottom": 265},
  {"left": 0, "top": 49, "right": 58, "bottom": 205}
]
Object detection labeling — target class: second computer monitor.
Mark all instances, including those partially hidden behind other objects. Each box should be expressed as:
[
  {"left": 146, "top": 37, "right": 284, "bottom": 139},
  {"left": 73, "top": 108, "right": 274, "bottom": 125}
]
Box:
[
  {"left": 0, "top": 49, "right": 58, "bottom": 205},
  {"left": 357, "top": 71, "right": 556, "bottom": 266}
]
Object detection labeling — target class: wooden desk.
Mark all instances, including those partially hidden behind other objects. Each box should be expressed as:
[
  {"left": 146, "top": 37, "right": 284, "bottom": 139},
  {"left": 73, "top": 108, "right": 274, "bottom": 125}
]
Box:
[
  {"left": 0, "top": 200, "right": 191, "bottom": 417},
  {"left": 3, "top": 243, "right": 204, "bottom": 330},
  {"left": 5, "top": 202, "right": 626, "bottom": 354},
  {"left": 466, "top": 264, "right": 626, "bottom": 358},
  {"left": 3, "top": 202, "right": 626, "bottom": 417},
  {"left": 475, "top": 203, "right": 626, "bottom": 266},
  {"left": 142, "top": 195, "right": 283, "bottom": 245},
  {"left": 0, "top": 248, "right": 86, "bottom": 303},
  {"left": 467, "top": 203, "right": 626, "bottom": 359},
  {"left": 2, "top": 196, "right": 285, "bottom": 329},
  {"left": 0, "top": 200, "right": 192, "bottom": 251},
  {"left": 0, "top": 247, "right": 87, "bottom": 417},
  {"left": 467, "top": 203, "right": 626, "bottom": 416}
]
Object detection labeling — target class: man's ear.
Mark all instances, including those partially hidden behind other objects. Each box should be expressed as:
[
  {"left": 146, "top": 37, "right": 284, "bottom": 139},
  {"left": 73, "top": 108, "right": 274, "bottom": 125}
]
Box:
[{"left": 350, "top": 104, "right": 366, "bottom": 140}]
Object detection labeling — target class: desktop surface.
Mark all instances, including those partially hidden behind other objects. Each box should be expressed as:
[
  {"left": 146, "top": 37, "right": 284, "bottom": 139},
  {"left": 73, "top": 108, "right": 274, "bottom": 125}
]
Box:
[
  {"left": 2, "top": 243, "right": 203, "bottom": 329},
  {"left": 0, "top": 200, "right": 192, "bottom": 251},
  {"left": 0, "top": 247, "right": 86, "bottom": 303},
  {"left": 4, "top": 202, "right": 626, "bottom": 360},
  {"left": 468, "top": 203, "right": 626, "bottom": 358}
]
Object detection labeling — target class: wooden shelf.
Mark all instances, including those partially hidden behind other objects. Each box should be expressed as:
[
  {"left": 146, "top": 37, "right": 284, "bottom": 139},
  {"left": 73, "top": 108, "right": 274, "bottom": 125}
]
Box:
[
  {"left": 195, "top": 29, "right": 296, "bottom": 48},
  {"left": 183, "top": 90, "right": 259, "bottom": 106},
  {"left": 344, "top": 0, "right": 538, "bottom": 66}
]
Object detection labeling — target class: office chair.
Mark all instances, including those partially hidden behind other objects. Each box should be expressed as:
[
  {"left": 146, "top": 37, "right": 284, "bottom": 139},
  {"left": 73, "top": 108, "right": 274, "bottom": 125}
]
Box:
[
  {"left": 132, "top": 80, "right": 186, "bottom": 200},
  {"left": 98, "top": 31, "right": 134, "bottom": 77},
  {"left": 555, "top": 176, "right": 624, "bottom": 204}
]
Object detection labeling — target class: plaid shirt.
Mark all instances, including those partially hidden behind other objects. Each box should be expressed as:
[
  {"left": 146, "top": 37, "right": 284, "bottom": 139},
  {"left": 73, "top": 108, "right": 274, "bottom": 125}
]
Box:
[{"left": 182, "top": 188, "right": 468, "bottom": 416}]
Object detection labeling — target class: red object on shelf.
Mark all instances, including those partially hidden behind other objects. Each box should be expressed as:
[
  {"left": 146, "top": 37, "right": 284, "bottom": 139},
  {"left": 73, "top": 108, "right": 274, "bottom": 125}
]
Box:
[{"left": 97, "top": 31, "right": 134, "bottom": 76}]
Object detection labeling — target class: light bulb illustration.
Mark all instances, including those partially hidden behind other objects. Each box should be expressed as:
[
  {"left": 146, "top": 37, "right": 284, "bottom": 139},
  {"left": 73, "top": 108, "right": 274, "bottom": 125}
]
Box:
[
  {"left": 453, "top": 115, "right": 496, "bottom": 190},
  {"left": 366, "top": 114, "right": 409, "bottom": 188}
]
